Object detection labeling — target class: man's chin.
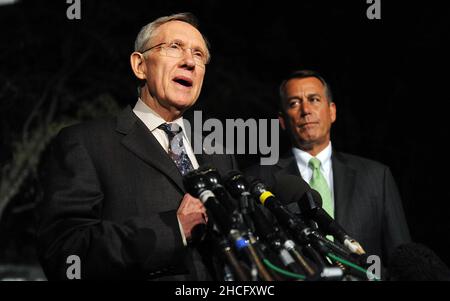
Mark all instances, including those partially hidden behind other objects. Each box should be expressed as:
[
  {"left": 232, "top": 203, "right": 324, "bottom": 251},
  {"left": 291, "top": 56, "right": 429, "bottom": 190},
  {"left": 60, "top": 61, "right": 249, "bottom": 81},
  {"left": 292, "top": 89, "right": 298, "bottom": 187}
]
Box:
[
  {"left": 301, "top": 140, "right": 317, "bottom": 149},
  {"left": 169, "top": 97, "right": 196, "bottom": 111},
  {"left": 295, "top": 135, "right": 319, "bottom": 149},
  {"left": 296, "top": 130, "right": 318, "bottom": 143}
]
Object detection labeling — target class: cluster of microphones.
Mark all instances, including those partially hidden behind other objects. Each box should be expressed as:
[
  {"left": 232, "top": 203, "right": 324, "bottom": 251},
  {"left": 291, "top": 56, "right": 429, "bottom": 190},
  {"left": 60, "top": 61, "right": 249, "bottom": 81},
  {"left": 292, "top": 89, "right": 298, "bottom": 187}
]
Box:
[
  {"left": 183, "top": 166, "right": 450, "bottom": 281},
  {"left": 183, "top": 167, "right": 374, "bottom": 281}
]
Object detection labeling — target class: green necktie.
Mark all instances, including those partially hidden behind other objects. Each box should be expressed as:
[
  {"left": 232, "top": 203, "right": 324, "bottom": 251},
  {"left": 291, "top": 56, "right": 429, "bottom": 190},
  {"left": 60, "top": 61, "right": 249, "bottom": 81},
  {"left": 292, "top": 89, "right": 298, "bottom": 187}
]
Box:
[
  {"left": 309, "top": 157, "right": 334, "bottom": 241},
  {"left": 308, "top": 157, "right": 334, "bottom": 219}
]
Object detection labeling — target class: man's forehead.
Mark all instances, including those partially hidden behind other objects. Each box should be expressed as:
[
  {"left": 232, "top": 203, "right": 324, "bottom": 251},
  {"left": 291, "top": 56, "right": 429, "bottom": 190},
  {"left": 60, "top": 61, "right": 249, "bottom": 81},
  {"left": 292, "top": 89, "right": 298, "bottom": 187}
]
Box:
[
  {"left": 286, "top": 77, "right": 325, "bottom": 94},
  {"left": 152, "top": 21, "right": 206, "bottom": 47}
]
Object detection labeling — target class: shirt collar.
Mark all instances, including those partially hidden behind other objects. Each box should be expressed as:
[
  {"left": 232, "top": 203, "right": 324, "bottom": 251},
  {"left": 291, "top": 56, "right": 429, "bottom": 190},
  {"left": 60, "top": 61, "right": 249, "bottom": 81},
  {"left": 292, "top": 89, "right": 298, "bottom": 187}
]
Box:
[
  {"left": 292, "top": 142, "right": 333, "bottom": 169},
  {"left": 133, "top": 98, "right": 186, "bottom": 133}
]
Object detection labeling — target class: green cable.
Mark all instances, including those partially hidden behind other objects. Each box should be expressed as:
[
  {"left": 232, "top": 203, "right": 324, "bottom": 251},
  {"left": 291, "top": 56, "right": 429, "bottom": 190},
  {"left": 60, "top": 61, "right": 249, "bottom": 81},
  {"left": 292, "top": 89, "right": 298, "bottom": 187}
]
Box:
[
  {"left": 326, "top": 253, "right": 380, "bottom": 281},
  {"left": 262, "top": 259, "right": 306, "bottom": 280}
]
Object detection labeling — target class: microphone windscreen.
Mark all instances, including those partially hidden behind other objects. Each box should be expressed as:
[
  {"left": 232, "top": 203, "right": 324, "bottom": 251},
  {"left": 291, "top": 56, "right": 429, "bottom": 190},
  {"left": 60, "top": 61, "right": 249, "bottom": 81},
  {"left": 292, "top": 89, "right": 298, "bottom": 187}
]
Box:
[
  {"left": 309, "top": 188, "right": 323, "bottom": 207},
  {"left": 274, "top": 175, "right": 311, "bottom": 205},
  {"left": 388, "top": 243, "right": 450, "bottom": 281},
  {"left": 225, "top": 170, "right": 241, "bottom": 181}
]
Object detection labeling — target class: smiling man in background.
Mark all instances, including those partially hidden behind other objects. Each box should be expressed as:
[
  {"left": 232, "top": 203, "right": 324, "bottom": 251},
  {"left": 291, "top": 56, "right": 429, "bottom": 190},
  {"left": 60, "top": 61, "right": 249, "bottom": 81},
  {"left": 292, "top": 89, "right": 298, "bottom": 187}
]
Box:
[{"left": 36, "top": 13, "right": 238, "bottom": 280}]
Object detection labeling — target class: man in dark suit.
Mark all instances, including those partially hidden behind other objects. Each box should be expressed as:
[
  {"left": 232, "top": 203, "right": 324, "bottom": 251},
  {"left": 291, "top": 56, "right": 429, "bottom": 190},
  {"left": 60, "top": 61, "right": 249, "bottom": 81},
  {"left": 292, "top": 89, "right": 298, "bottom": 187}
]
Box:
[
  {"left": 246, "top": 70, "right": 410, "bottom": 264},
  {"left": 36, "top": 13, "right": 237, "bottom": 280}
]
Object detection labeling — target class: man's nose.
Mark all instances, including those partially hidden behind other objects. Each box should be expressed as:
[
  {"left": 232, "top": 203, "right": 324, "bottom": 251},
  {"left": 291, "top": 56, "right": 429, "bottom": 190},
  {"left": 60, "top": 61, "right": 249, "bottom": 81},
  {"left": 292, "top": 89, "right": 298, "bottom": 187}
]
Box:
[
  {"left": 181, "top": 49, "right": 196, "bottom": 69},
  {"left": 300, "top": 100, "right": 312, "bottom": 116}
]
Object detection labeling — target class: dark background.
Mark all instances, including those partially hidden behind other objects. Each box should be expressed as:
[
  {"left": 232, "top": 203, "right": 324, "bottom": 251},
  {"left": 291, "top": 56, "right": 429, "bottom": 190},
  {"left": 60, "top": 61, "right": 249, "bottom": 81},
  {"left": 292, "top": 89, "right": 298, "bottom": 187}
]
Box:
[{"left": 1, "top": 0, "right": 449, "bottom": 278}]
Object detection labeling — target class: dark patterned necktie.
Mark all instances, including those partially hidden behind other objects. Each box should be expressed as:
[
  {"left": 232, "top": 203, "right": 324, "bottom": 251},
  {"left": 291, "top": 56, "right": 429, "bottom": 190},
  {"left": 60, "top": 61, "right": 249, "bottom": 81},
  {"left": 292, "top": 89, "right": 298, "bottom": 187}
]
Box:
[{"left": 158, "top": 123, "right": 194, "bottom": 176}]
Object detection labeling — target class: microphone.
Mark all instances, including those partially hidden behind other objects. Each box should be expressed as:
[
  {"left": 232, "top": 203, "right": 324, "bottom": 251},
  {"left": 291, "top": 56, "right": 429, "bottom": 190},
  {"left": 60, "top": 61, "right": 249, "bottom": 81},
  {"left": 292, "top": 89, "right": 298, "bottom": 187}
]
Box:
[
  {"left": 195, "top": 167, "right": 254, "bottom": 235},
  {"left": 225, "top": 172, "right": 273, "bottom": 235},
  {"left": 183, "top": 168, "right": 234, "bottom": 235},
  {"left": 184, "top": 167, "right": 275, "bottom": 281},
  {"left": 250, "top": 178, "right": 349, "bottom": 280},
  {"left": 249, "top": 178, "right": 309, "bottom": 242},
  {"left": 275, "top": 174, "right": 366, "bottom": 256},
  {"left": 225, "top": 171, "right": 316, "bottom": 277},
  {"left": 199, "top": 167, "right": 239, "bottom": 214},
  {"left": 224, "top": 171, "right": 266, "bottom": 234},
  {"left": 388, "top": 243, "right": 450, "bottom": 281},
  {"left": 223, "top": 171, "right": 256, "bottom": 214},
  {"left": 250, "top": 178, "right": 350, "bottom": 252}
]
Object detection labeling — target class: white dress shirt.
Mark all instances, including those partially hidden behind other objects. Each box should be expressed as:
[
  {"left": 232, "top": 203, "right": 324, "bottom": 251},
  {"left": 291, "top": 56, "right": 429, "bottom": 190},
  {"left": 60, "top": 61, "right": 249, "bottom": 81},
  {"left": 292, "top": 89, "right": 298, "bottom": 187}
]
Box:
[
  {"left": 133, "top": 98, "right": 200, "bottom": 246},
  {"left": 292, "top": 142, "right": 335, "bottom": 208},
  {"left": 133, "top": 98, "right": 200, "bottom": 169}
]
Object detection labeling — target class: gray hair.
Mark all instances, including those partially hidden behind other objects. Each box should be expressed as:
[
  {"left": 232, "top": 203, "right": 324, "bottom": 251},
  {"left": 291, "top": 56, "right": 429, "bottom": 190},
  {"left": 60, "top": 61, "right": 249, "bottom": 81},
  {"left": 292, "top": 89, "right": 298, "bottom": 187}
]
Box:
[
  {"left": 279, "top": 70, "right": 333, "bottom": 112},
  {"left": 134, "top": 12, "right": 210, "bottom": 61}
]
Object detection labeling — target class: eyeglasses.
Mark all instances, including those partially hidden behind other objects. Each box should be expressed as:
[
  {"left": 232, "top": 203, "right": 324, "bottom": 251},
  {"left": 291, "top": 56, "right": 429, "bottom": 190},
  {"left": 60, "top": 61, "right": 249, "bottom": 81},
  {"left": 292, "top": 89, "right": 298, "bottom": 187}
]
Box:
[{"left": 140, "top": 41, "right": 209, "bottom": 67}]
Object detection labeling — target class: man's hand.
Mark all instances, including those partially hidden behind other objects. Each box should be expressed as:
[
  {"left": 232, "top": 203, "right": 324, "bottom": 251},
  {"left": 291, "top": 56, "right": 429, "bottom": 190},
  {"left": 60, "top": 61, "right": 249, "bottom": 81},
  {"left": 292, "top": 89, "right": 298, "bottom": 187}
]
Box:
[{"left": 177, "top": 193, "right": 208, "bottom": 241}]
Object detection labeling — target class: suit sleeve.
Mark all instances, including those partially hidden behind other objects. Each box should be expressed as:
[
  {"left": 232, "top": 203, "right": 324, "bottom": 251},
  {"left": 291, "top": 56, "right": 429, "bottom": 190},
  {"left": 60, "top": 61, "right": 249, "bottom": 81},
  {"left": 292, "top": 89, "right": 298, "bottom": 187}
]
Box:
[
  {"left": 381, "top": 167, "right": 412, "bottom": 261},
  {"left": 36, "top": 128, "right": 187, "bottom": 280}
]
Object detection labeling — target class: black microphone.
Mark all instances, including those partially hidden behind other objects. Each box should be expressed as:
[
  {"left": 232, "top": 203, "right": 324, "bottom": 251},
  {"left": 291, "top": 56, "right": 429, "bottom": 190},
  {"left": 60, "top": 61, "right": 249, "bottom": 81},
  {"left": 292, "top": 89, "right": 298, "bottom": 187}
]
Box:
[
  {"left": 225, "top": 171, "right": 316, "bottom": 277},
  {"left": 200, "top": 167, "right": 239, "bottom": 214},
  {"left": 275, "top": 174, "right": 366, "bottom": 256},
  {"left": 250, "top": 178, "right": 309, "bottom": 243},
  {"left": 225, "top": 172, "right": 272, "bottom": 236},
  {"left": 250, "top": 178, "right": 347, "bottom": 279},
  {"left": 183, "top": 168, "right": 234, "bottom": 235},
  {"left": 185, "top": 167, "right": 275, "bottom": 281},
  {"left": 199, "top": 168, "right": 264, "bottom": 246},
  {"left": 388, "top": 243, "right": 450, "bottom": 281},
  {"left": 250, "top": 178, "right": 348, "bottom": 253}
]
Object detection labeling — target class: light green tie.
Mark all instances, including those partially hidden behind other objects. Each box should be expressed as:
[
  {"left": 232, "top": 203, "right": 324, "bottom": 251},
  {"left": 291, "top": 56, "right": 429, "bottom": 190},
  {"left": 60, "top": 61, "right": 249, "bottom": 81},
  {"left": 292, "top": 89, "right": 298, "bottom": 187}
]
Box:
[{"left": 309, "top": 157, "right": 334, "bottom": 241}]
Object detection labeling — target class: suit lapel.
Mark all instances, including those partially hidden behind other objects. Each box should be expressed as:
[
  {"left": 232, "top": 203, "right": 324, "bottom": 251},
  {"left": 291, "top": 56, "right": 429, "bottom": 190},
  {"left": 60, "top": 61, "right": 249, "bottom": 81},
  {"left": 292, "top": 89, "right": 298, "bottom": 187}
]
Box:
[
  {"left": 332, "top": 152, "right": 357, "bottom": 225},
  {"left": 274, "top": 153, "right": 302, "bottom": 179},
  {"left": 116, "top": 106, "right": 185, "bottom": 193}
]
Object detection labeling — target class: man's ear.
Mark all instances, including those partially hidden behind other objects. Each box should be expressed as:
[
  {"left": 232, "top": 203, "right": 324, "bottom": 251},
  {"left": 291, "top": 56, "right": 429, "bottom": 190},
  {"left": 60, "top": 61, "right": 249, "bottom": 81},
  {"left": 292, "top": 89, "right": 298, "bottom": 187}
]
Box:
[
  {"left": 130, "top": 52, "right": 147, "bottom": 80},
  {"left": 330, "top": 102, "right": 337, "bottom": 124},
  {"left": 278, "top": 112, "right": 287, "bottom": 130}
]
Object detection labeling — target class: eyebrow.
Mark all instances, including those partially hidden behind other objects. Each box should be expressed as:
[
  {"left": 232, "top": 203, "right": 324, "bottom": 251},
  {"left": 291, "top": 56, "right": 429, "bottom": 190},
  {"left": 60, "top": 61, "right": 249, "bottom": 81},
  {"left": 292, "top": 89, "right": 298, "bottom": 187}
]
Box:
[
  {"left": 170, "top": 38, "right": 184, "bottom": 45},
  {"left": 286, "top": 96, "right": 301, "bottom": 102},
  {"left": 307, "top": 93, "right": 322, "bottom": 98},
  {"left": 286, "top": 93, "right": 321, "bottom": 101},
  {"left": 170, "top": 38, "right": 206, "bottom": 53}
]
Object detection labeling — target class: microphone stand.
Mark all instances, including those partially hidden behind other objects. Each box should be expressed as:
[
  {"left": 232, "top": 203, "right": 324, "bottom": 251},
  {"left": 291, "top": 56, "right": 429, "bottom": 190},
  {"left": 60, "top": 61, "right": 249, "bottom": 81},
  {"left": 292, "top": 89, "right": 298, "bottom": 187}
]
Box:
[{"left": 212, "top": 232, "right": 251, "bottom": 281}]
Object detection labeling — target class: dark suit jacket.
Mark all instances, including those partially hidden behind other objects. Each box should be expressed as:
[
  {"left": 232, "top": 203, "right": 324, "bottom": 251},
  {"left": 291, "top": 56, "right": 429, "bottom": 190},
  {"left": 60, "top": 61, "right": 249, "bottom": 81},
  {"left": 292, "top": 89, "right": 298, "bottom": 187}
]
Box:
[
  {"left": 36, "top": 106, "right": 238, "bottom": 280},
  {"left": 246, "top": 150, "right": 411, "bottom": 264}
]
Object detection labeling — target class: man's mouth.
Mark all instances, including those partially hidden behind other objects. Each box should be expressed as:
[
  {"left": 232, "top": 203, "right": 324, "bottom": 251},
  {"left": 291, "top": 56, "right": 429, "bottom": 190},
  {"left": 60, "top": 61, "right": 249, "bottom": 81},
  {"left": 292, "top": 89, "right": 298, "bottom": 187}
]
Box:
[
  {"left": 173, "top": 76, "right": 193, "bottom": 88},
  {"left": 298, "top": 122, "right": 318, "bottom": 128}
]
